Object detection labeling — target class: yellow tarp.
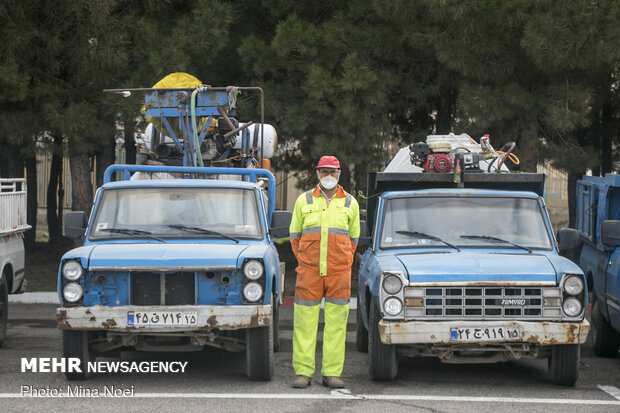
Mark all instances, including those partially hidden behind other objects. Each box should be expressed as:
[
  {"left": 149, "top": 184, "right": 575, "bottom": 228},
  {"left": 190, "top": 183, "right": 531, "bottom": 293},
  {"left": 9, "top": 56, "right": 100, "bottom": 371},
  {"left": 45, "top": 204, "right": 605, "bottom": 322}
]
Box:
[{"left": 145, "top": 72, "right": 216, "bottom": 140}]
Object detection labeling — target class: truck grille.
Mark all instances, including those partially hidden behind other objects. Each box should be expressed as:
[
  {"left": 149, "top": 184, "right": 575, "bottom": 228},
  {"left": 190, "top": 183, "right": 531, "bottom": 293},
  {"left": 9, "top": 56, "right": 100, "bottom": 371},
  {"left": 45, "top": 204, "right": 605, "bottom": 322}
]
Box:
[
  {"left": 404, "top": 286, "right": 559, "bottom": 320},
  {"left": 131, "top": 272, "right": 195, "bottom": 305}
]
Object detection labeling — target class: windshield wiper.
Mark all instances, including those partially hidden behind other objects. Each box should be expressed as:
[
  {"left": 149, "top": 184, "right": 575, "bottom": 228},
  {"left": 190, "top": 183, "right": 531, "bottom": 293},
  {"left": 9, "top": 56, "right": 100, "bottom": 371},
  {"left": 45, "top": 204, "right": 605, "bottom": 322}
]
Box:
[
  {"left": 168, "top": 225, "right": 239, "bottom": 243},
  {"left": 460, "top": 234, "right": 532, "bottom": 253},
  {"left": 395, "top": 230, "right": 460, "bottom": 251},
  {"left": 99, "top": 228, "right": 166, "bottom": 243}
]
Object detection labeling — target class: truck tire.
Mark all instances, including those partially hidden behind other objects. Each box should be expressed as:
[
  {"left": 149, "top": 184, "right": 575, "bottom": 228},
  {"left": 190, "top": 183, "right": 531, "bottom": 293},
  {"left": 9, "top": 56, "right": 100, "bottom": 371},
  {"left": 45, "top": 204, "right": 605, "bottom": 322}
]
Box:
[
  {"left": 62, "top": 331, "right": 92, "bottom": 380},
  {"left": 273, "top": 297, "right": 280, "bottom": 352},
  {"left": 356, "top": 296, "right": 368, "bottom": 352},
  {"left": 548, "top": 344, "right": 579, "bottom": 386},
  {"left": 368, "top": 297, "right": 397, "bottom": 381},
  {"left": 592, "top": 300, "right": 620, "bottom": 357},
  {"left": 0, "top": 275, "right": 8, "bottom": 347},
  {"left": 246, "top": 315, "right": 274, "bottom": 381}
]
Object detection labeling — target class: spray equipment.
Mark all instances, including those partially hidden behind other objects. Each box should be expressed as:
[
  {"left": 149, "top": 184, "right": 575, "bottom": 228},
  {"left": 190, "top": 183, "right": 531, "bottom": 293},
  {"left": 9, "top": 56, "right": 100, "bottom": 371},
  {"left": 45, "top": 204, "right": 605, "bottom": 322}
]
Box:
[{"left": 105, "top": 74, "right": 277, "bottom": 169}]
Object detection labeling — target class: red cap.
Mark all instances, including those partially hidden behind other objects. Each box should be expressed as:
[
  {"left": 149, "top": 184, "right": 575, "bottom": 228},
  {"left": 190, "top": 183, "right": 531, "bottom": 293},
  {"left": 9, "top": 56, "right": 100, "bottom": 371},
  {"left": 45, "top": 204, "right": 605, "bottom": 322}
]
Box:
[{"left": 316, "top": 155, "right": 340, "bottom": 169}]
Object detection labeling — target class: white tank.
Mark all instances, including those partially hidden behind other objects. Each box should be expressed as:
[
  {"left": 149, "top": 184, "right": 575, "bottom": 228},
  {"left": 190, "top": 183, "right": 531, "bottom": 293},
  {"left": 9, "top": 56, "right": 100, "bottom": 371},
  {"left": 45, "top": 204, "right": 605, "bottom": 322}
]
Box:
[{"left": 233, "top": 123, "right": 278, "bottom": 159}]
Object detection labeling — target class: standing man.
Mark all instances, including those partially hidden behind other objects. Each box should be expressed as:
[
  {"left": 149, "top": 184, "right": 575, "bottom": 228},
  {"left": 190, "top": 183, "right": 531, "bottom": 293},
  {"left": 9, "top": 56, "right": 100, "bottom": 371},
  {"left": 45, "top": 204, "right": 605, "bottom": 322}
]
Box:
[{"left": 289, "top": 155, "right": 360, "bottom": 389}]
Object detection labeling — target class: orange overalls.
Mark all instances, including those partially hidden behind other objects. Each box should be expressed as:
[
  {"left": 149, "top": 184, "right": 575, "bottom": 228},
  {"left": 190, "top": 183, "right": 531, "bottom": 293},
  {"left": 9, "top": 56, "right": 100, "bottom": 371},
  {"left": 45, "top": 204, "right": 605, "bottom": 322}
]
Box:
[{"left": 289, "top": 185, "right": 360, "bottom": 377}]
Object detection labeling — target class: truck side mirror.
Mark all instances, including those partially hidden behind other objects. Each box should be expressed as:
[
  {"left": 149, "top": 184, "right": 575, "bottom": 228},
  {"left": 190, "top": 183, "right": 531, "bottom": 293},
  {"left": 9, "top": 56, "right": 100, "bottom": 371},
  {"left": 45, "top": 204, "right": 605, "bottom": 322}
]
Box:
[
  {"left": 269, "top": 210, "right": 292, "bottom": 239},
  {"left": 601, "top": 220, "right": 620, "bottom": 247},
  {"left": 556, "top": 227, "right": 583, "bottom": 253},
  {"left": 356, "top": 220, "right": 372, "bottom": 250},
  {"left": 64, "top": 211, "right": 87, "bottom": 239}
]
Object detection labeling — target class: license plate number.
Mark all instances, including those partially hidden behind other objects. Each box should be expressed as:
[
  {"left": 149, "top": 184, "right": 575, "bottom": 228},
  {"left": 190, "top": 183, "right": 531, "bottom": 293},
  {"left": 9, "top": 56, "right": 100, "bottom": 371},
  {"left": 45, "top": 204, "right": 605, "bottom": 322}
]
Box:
[
  {"left": 450, "top": 326, "right": 520, "bottom": 342},
  {"left": 127, "top": 311, "right": 197, "bottom": 326}
]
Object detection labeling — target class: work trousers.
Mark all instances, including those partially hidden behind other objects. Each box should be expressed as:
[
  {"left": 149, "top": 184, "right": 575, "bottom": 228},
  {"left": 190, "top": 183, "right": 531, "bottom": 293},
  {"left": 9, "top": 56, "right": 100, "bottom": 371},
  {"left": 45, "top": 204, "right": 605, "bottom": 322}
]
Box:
[{"left": 292, "top": 269, "right": 350, "bottom": 377}]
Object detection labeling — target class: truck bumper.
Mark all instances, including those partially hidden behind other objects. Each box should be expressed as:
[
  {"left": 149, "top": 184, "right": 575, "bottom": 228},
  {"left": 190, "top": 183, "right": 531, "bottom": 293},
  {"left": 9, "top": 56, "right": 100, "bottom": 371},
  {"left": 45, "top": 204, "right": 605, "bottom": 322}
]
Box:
[
  {"left": 379, "top": 319, "right": 590, "bottom": 345},
  {"left": 57, "top": 304, "right": 271, "bottom": 333}
]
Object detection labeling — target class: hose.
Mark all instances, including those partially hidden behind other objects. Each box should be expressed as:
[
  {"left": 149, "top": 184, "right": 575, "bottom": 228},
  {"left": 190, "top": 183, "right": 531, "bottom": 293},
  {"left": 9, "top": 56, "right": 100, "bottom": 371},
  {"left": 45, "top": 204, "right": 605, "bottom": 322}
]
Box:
[{"left": 191, "top": 87, "right": 207, "bottom": 167}]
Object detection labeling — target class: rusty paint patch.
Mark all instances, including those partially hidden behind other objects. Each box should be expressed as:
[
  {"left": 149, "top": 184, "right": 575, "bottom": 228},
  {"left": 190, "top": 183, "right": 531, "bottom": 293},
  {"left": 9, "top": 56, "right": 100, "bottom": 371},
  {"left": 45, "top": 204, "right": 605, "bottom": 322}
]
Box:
[
  {"left": 566, "top": 324, "right": 578, "bottom": 343},
  {"left": 89, "top": 316, "right": 96, "bottom": 322},
  {"left": 378, "top": 323, "right": 391, "bottom": 344},
  {"left": 206, "top": 315, "right": 217, "bottom": 328},
  {"left": 101, "top": 319, "right": 117, "bottom": 328}
]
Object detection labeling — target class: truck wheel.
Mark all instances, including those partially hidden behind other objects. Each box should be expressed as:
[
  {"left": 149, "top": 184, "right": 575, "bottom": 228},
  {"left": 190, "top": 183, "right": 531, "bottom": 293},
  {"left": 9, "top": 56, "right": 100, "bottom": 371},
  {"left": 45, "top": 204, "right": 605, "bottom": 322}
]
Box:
[
  {"left": 246, "top": 318, "right": 274, "bottom": 381},
  {"left": 592, "top": 300, "right": 620, "bottom": 357},
  {"left": 62, "top": 331, "right": 92, "bottom": 380},
  {"left": 548, "top": 344, "right": 579, "bottom": 386},
  {"left": 273, "top": 296, "right": 280, "bottom": 352},
  {"left": 368, "top": 297, "right": 397, "bottom": 380},
  {"left": 356, "top": 296, "right": 368, "bottom": 353},
  {"left": 0, "top": 275, "right": 8, "bottom": 347}
]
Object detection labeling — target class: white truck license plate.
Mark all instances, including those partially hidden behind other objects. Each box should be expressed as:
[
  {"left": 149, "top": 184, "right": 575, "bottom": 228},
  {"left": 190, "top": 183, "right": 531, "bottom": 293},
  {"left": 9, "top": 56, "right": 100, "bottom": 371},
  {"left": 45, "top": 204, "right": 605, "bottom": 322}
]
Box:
[
  {"left": 127, "top": 311, "right": 198, "bottom": 326},
  {"left": 450, "top": 326, "right": 520, "bottom": 342}
]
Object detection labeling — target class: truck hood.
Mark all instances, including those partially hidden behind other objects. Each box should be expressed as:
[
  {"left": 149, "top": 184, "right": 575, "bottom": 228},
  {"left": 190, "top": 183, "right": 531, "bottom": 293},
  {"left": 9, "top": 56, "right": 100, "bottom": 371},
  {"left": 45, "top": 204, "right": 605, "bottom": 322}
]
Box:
[
  {"left": 396, "top": 251, "right": 558, "bottom": 284},
  {"left": 86, "top": 243, "right": 250, "bottom": 270}
]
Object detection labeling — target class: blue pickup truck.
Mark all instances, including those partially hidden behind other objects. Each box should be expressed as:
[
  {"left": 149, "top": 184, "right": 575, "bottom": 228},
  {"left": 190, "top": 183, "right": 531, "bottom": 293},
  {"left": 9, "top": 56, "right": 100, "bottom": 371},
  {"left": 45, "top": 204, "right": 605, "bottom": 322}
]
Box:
[
  {"left": 356, "top": 171, "right": 590, "bottom": 386},
  {"left": 58, "top": 165, "right": 290, "bottom": 381},
  {"left": 558, "top": 173, "right": 620, "bottom": 358}
]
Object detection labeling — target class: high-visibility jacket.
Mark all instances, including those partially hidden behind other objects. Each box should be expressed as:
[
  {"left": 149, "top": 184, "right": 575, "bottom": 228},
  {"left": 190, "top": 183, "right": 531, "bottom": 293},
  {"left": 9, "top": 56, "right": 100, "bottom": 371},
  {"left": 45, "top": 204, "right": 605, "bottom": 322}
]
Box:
[{"left": 289, "top": 185, "right": 360, "bottom": 276}]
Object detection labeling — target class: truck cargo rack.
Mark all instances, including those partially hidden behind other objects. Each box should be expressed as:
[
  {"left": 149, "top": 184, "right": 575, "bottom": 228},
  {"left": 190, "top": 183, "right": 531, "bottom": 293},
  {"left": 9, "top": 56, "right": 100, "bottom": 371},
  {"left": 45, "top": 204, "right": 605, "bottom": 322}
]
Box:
[{"left": 0, "top": 178, "right": 31, "bottom": 236}]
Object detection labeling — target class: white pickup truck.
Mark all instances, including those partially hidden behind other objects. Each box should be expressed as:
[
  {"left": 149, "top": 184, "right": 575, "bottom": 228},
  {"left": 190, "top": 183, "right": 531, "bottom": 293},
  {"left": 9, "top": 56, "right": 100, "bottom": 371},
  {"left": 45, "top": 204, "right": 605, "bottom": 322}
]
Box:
[{"left": 0, "top": 178, "right": 30, "bottom": 346}]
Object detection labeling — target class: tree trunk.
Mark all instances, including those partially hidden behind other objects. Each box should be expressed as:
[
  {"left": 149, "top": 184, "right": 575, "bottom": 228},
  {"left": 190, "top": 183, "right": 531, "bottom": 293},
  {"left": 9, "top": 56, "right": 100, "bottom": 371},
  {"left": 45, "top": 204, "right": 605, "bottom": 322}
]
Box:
[
  {"left": 519, "top": 119, "right": 539, "bottom": 172},
  {"left": 0, "top": 142, "right": 24, "bottom": 178},
  {"left": 600, "top": 103, "right": 612, "bottom": 175},
  {"left": 124, "top": 116, "right": 136, "bottom": 165},
  {"left": 69, "top": 154, "right": 93, "bottom": 215},
  {"left": 24, "top": 156, "right": 37, "bottom": 253},
  {"left": 47, "top": 134, "right": 63, "bottom": 243},
  {"left": 96, "top": 135, "right": 116, "bottom": 187}
]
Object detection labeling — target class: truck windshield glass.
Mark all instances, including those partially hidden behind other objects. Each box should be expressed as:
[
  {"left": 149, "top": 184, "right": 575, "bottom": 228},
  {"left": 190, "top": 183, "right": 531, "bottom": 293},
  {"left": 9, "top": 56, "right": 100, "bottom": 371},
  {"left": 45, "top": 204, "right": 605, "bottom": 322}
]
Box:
[
  {"left": 380, "top": 196, "right": 552, "bottom": 250},
  {"left": 90, "top": 187, "right": 262, "bottom": 240}
]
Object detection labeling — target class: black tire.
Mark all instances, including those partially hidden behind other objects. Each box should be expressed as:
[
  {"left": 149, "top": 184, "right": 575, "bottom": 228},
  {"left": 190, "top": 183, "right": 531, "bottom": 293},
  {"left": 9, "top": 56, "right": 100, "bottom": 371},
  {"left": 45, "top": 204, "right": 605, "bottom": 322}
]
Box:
[
  {"left": 62, "top": 331, "right": 92, "bottom": 380},
  {"left": 0, "top": 275, "right": 8, "bottom": 347},
  {"left": 273, "top": 297, "right": 280, "bottom": 352},
  {"left": 356, "top": 296, "right": 368, "bottom": 353},
  {"left": 592, "top": 300, "right": 620, "bottom": 357},
  {"left": 548, "top": 344, "right": 580, "bottom": 386},
  {"left": 246, "top": 316, "right": 274, "bottom": 381},
  {"left": 368, "top": 297, "right": 397, "bottom": 381}
]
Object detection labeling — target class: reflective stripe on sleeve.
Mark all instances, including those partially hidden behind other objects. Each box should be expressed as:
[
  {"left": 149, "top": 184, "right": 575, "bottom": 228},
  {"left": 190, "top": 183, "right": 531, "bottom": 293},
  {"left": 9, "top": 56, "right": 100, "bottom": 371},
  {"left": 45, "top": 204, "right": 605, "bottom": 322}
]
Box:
[
  {"left": 290, "top": 232, "right": 301, "bottom": 239},
  {"left": 350, "top": 237, "right": 359, "bottom": 244}
]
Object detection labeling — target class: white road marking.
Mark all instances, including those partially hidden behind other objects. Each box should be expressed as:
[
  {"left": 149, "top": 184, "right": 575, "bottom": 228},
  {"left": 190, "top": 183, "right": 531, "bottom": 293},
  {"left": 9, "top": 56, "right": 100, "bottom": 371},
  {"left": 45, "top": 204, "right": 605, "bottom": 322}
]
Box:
[
  {"left": 2, "top": 392, "right": 620, "bottom": 405},
  {"left": 598, "top": 385, "right": 620, "bottom": 401}
]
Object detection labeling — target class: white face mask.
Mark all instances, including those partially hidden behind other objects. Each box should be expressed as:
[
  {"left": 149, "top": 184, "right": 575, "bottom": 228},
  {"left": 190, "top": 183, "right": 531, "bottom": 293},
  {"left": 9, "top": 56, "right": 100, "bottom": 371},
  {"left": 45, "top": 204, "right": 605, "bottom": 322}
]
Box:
[{"left": 320, "top": 176, "right": 338, "bottom": 190}]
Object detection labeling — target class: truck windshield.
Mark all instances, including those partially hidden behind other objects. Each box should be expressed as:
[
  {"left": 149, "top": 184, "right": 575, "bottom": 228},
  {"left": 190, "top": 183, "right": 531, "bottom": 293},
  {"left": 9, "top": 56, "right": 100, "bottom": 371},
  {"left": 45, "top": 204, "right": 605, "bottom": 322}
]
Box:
[
  {"left": 380, "top": 196, "right": 552, "bottom": 250},
  {"left": 90, "top": 187, "right": 263, "bottom": 240}
]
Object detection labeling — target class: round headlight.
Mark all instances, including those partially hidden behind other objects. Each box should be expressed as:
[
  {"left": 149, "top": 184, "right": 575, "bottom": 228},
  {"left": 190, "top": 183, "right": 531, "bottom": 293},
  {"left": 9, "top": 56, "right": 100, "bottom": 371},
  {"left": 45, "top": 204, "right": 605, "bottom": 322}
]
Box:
[
  {"left": 63, "top": 282, "right": 83, "bottom": 303},
  {"left": 62, "top": 260, "right": 84, "bottom": 281},
  {"left": 383, "top": 297, "right": 403, "bottom": 316},
  {"left": 243, "top": 282, "right": 263, "bottom": 302},
  {"left": 564, "top": 276, "right": 584, "bottom": 296},
  {"left": 383, "top": 274, "right": 403, "bottom": 295},
  {"left": 244, "top": 260, "right": 264, "bottom": 280},
  {"left": 562, "top": 297, "right": 582, "bottom": 317}
]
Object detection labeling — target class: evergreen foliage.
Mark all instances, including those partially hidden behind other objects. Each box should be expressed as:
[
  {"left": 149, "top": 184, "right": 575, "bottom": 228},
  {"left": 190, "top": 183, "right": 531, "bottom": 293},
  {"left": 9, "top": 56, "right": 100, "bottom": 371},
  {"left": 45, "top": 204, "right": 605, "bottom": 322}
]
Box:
[{"left": 0, "top": 0, "right": 617, "bottom": 231}]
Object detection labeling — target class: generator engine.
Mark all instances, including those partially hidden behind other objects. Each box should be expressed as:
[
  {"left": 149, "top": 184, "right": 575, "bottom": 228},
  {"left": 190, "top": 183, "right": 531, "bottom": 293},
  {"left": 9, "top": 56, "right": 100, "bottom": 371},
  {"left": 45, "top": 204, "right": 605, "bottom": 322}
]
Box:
[{"left": 409, "top": 141, "right": 453, "bottom": 173}]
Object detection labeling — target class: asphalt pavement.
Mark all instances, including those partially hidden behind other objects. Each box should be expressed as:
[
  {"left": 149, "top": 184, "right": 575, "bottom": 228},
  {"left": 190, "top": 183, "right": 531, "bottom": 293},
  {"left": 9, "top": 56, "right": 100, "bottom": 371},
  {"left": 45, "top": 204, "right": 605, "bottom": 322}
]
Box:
[{"left": 0, "top": 299, "right": 619, "bottom": 412}]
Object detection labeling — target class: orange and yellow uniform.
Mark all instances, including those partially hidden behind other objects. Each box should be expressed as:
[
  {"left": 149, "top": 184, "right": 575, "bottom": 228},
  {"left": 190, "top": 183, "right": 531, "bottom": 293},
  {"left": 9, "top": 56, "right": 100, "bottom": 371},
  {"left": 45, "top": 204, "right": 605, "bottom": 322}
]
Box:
[{"left": 289, "top": 184, "right": 360, "bottom": 377}]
